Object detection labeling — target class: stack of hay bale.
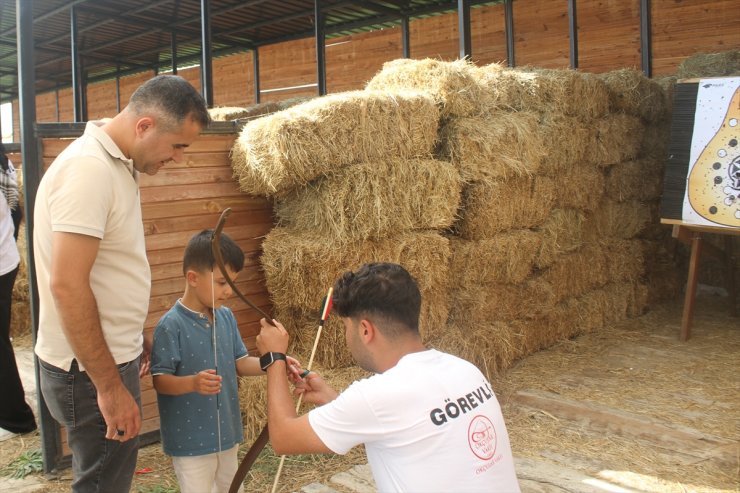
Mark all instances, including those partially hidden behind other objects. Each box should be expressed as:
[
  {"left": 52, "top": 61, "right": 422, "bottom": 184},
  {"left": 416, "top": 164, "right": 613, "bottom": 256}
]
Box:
[
  {"left": 209, "top": 96, "right": 315, "bottom": 122},
  {"left": 230, "top": 57, "right": 675, "bottom": 380},
  {"left": 366, "top": 59, "right": 672, "bottom": 375},
  {"left": 231, "top": 90, "right": 462, "bottom": 368}
]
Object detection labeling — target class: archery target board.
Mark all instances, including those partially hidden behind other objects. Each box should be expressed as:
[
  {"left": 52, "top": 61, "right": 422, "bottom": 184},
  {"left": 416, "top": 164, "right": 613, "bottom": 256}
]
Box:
[{"left": 682, "top": 77, "right": 740, "bottom": 228}]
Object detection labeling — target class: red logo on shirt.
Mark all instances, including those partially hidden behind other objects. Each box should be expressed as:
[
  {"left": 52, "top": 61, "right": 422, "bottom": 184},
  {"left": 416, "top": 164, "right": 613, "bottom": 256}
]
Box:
[{"left": 468, "top": 415, "right": 496, "bottom": 460}]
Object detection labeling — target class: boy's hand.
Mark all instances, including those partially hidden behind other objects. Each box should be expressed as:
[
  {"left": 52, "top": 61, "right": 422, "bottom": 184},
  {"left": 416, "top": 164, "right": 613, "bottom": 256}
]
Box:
[
  {"left": 286, "top": 356, "right": 303, "bottom": 379},
  {"left": 192, "top": 369, "right": 222, "bottom": 395},
  {"left": 256, "top": 318, "right": 289, "bottom": 354},
  {"left": 292, "top": 371, "right": 338, "bottom": 406}
]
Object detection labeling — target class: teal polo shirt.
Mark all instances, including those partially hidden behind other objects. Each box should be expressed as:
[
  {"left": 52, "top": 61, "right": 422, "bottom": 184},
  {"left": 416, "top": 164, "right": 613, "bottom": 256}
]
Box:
[{"left": 152, "top": 301, "right": 248, "bottom": 457}]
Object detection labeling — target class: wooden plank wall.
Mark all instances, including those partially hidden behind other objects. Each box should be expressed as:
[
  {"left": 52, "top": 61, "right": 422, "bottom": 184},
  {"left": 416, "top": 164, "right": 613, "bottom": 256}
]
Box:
[
  {"left": 12, "top": 0, "right": 739, "bottom": 140},
  {"left": 39, "top": 130, "right": 272, "bottom": 457}
]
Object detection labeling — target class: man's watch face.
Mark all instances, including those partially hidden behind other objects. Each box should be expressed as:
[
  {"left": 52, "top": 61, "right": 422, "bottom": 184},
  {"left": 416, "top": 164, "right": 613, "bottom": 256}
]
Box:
[{"left": 260, "top": 352, "right": 286, "bottom": 371}]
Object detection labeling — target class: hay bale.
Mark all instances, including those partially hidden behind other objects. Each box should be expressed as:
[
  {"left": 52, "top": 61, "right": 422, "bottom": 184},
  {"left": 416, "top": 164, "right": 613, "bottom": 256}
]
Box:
[
  {"left": 366, "top": 58, "right": 495, "bottom": 118},
  {"left": 238, "top": 365, "right": 371, "bottom": 443},
  {"left": 591, "top": 114, "right": 645, "bottom": 167},
  {"left": 456, "top": 176, "right": 557, "bottom": 239},
  {"left": 449, "top": 231, "right": 542, "bottom": 288},
  {"left": 539, "top": 115, "right": 595, "bottom": 175},
  {"left": 448, "top": 277, "right": 556, "bottom": 328},
  {"left": 640, "top": 121, "right": 671, "bottom": 161},
  {"left": 437, "top": 112, "right": 543, "bottom": 182},
  {"left": 276, "top": 308, "right": 353, "bottom": 369},
  {"left": 598, "top": 69, "right": 668, "bottom": 122},
  {"left": 276, "top": 303, "right": 448, "bottom": 371},
  {"left": 261, "top": 229, "right": 451, "bottom": 338},
  {"left": 605, "top": 159, "right": 663, "bottom": 202},
  {"left": 583, "top": 199, "right": 652, "bottom": 242},
  {"left": 627, "top": 281, "right": 649, "bottom": 318},
  {"left": 535, "top": 209, "right": 587, "bottom": 268},
  {"left": 542, "top": 244, "right": 609, "bottom": 304},
  {"left": 653, "top": 76, "right": 677, "bottom": 117},
  {"left": 11, "top": 225, "right": 30, "bottom": 338},
  {"left": 675, "top": 50, "right": 740, "bottom": 79},
  {"left": 553, "top": 165, "right": 605, "bottom": 212},
  {"left": 475, "top": 65, "right": 610, "bottom": 120},
  {"left": 10, "top": 301, "right": 31, "bottom": 339},
  {"left": 429, "top": 322, "right": 523, "bottom": 378},
  {"left": 275, "top": 96, "right": 315, "bottom": 111},
  {"left": 208, "top": 101, "right": 281, "bottom": 121},
  {"left": 275, "top": 158, "right": 462, "bottom": 241},
  {"left": 517, "top": 310, "right": 579, "bottom": 354},
  {"left": 604, "top": 239, "right": 645, "bottom": 284},
  {"left": 231, "top": 90, "right": 439, "bottom": 196},
  {"left": 640, "top": 239, "right": 682, "bottom": 304}
]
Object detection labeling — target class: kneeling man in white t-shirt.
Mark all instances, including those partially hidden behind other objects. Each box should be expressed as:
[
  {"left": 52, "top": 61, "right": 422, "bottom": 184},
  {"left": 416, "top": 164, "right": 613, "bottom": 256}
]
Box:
[{"left": 257, "top": 262, "right": 520, "bottom": 493}]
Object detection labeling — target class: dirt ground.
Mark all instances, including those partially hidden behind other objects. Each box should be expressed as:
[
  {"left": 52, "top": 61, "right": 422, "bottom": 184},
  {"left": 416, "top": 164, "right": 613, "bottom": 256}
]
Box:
[{"left": 1, "top": 291, "right": 738, "bottom": 493}]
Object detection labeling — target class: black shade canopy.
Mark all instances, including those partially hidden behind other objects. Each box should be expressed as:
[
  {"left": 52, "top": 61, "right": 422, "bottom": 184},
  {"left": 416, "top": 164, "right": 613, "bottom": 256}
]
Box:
[{"left": 0, "top": 0, "right": 496, "bottom": 103}]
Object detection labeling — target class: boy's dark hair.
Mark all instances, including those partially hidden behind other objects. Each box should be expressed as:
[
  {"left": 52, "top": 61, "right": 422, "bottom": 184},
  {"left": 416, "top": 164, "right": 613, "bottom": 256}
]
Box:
[
  {"left": 128, "top": 75, "right": 211, "bottom": 130},
  {"left": 183, "top": 229, "right": 244, "bottom": 275},
  {"left": 332, "top": 262, "right": 421, "bottom": 336}
]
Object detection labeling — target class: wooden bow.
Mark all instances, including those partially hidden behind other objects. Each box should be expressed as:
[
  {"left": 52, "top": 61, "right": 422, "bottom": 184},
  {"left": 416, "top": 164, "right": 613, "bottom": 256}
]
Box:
[{"left": 210, "top": 208, "right": 272, "bottom": 493}]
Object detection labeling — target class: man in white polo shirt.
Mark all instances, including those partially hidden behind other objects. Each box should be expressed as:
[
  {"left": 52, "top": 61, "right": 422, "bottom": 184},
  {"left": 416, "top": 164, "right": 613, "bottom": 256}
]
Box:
[{"left": 33, "top": 75, "right": 210, "bottom": 493}]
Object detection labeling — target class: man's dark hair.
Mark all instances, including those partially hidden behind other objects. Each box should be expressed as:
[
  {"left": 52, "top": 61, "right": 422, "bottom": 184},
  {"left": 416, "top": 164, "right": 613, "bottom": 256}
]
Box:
[
  {"left": 332, "top": 262, "right": 421, "bottom": 336},
  {"left": 183, "top": 229, "right": 244, "bottom": 275},
  {"left": 128, "top": 75, "right": 211, "bottom": 129}
]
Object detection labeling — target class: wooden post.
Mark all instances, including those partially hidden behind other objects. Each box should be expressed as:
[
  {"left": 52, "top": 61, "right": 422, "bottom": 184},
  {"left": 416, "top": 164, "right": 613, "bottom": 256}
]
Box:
[
  {"left": 680, "top": 233, "right": 702, "bottom": 341},
  {"left": 725, "top": 236, "right": 737, "bottom": 317}
]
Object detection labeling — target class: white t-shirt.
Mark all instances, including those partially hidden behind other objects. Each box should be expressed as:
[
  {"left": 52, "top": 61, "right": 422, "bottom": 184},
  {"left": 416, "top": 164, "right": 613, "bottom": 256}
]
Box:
[
  {"left": 0, "top": 194, "right": 19, "bottom": 276},
  {"left": 309, "top": 350, "right": 520, "bottom": 493},
  {"left": 34, "top": 121, "right": 151, "bottom": 371}
]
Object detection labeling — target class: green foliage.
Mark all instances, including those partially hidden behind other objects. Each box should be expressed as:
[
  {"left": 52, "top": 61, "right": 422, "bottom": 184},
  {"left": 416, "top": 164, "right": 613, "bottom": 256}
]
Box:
[{"left": 1, "top": 448, "right": 42, "bottom": 479}]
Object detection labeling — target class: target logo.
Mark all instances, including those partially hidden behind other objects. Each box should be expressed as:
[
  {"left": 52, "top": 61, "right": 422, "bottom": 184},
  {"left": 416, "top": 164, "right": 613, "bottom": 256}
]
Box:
[{"left": 468, "top": 415, "right": 497, "bottom": 461}]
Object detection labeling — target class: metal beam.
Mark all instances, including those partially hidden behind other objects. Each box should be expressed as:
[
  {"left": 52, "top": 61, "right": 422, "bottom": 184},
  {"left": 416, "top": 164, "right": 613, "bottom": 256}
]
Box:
[
  {"left": 568, "top": 0, "right": 578, "bottom": 69},
  {"left": 16, "top": 0, "right": 47, "bottom": 473},
  {"left": 315, "top": 0, "right": 327, "bottom": 96},
  {"left": 253, "top": 48, "right": 260, "bottom": 104},
  {"left": 640, "top": 0, "right": 652, "bottom": 77},
  {"left": 354, "top": 1, "right": 400, "bottom": 17},
  {"left": 37, "top": 0, "right": 196, "bottom": 49},
  {"left": 504, "top": 0, "right": 515, "bottom": 67},
  {"left": 458, "top": 0, "right": 471, "bottom": 60},
  {"left": 201, "top": 0, "right": 213, "bottom": 107},
  {"left": 401, "top": 15, "right": 410, "bottom": 58},
  {"left": 71, "top": 5, "right": 84, "bottom": 122},
  {"left": 171, "top": 31, "right": 178, "bottom": 74},
  {"left": 1, "top": 0, "right": 89, "bottom": 37}
]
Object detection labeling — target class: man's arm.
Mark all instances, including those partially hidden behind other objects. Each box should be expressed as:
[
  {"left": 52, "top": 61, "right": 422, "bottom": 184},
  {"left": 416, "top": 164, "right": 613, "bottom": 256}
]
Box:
[
  {"left": 257, "top": 318, "right": 333, "bottom": 455},
  {"left": 265, "top": 360, "right": 332, "bottom": 455},
  {"left": 49, "top": 231, "right": 140, "bottom": 441}
]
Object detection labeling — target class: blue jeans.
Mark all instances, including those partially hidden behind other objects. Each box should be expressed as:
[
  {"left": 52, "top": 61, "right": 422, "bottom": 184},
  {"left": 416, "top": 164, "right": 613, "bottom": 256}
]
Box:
[{"left": 39, "top": 357, "right": 141, "bottom": 493}]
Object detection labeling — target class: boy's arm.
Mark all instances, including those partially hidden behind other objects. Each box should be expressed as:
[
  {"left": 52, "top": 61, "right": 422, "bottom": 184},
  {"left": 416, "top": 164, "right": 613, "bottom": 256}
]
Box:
[
  {"left": 235, "top": 355, "right": 261, "bottom": 377},
  {"left": 153, "top": 370, "right": 222, "bottom": 395}
]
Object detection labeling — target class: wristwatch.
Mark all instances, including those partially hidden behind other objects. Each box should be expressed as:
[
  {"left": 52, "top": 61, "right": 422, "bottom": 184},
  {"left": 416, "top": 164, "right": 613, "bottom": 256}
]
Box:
[{"left": 260, "top": 352, "right": 287, "bottom": 371}]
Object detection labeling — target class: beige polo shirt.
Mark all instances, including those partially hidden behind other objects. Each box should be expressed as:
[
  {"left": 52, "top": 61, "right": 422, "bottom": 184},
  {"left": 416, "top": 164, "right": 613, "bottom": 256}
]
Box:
[{"left": 34, "top": 121, "right": 151, "bottom": 371}]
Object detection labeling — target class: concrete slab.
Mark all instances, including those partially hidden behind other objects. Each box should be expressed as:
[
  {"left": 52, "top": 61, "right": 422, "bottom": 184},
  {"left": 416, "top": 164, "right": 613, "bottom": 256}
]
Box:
[{"left": 0, "top": 475, "right": 45, "bottom": 493}]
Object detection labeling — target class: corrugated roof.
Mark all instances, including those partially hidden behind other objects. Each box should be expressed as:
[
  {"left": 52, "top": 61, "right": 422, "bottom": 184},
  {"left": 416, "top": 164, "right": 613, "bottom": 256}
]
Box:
[{"left": 0, "top": 0, "right": 497, "bottom": 103}]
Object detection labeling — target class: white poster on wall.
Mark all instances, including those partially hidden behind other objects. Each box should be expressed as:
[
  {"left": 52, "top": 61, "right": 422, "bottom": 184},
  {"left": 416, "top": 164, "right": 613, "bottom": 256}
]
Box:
[{"left": 682, "top": 76, "right": 740, "bottom": 228}]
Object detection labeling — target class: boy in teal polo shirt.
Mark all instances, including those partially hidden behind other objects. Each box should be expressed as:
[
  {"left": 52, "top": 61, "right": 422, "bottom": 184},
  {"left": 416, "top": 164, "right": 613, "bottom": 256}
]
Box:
[{"left": 151, "top": 229, "right": 298, "bottom": 493}]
